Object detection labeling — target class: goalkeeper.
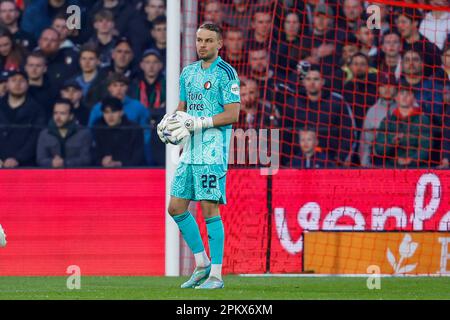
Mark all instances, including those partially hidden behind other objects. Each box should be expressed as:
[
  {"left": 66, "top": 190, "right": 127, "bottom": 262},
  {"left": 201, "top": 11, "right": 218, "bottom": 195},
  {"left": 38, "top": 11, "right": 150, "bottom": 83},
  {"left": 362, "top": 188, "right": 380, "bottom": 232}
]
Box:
[{"left": 157, "top": 23, "right": 240, "bottom": 289}]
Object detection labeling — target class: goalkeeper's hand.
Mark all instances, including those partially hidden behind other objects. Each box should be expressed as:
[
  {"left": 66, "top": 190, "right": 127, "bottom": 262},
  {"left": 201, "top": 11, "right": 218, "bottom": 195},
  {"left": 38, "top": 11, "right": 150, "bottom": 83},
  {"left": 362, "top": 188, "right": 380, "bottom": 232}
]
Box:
[
  {"left": 167, "top": 111, "right": 213, "bottom": 134},
  {"left": 157, "top": 114, "right": 170, "bottom": 144}
]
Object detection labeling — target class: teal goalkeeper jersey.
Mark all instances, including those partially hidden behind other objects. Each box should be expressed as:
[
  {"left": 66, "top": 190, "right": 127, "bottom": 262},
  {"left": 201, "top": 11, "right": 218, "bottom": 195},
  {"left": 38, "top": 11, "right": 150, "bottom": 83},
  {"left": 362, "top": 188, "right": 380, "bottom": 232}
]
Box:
[{"left": 179, "top": 56, "right": 240, "bottom": 169}]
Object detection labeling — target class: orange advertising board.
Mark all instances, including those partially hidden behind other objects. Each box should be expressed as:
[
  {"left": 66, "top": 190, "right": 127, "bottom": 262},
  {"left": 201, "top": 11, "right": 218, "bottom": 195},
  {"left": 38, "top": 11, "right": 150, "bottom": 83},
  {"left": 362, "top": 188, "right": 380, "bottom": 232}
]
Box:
[{"left": 304, "top": 232, "right": 450, "bottom": 275}]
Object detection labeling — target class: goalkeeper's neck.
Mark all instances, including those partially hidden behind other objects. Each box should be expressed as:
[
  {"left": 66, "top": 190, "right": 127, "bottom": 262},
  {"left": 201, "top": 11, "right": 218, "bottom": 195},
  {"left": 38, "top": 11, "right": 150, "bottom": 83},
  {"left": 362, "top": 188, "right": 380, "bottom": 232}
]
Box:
[{"left": 201, "top": 53, "right": 219, "bottom": 70}]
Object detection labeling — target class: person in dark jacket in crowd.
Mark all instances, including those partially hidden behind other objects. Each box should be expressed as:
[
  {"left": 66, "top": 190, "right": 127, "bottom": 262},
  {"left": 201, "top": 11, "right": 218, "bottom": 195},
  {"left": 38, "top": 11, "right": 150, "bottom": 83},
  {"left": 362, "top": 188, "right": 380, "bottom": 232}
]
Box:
[
  {"left": 35, "top": 27, "right": 80, "bottom": 91},
  {"left": 0, "top": 0, "right": 35, "bottom": 52},
  {"left": 102, "top": 37, "right": 136, "bottom": 79},
  {"left": 20, "top": 0, "right": 80, "bottom": 41},
  {"left": 343, "top": 52, "right": 378, "bottom": 131},
  {"left": 0, "top": 26, "right": 26, "bottom": 71},
  {"left": 141, "top": 0, "right": 165, "bottom": 33},
  {"left": 144, "top": 15, "right": 166, "bottom": 67},
  {"left": 0, "top": 69, "right": 46, "bottom": 167},
  {"left": 36, "top": 98, "right": 92, "bottom": 167},
  {"left": 395, "top": 6, "right": 442, "bottom": 77},
  {"left": 60, "top": 79, "right": 89, "bottom": 126},
  {"left": 89, "top": 72, "right": 151, "bottom": 165},
  {"left": 128, "top": 49, "right": 165, "bottom": 166},
  {"left": 25, "top": 51, "right": 58, "bottom": 121},
  {"left": 283, "top": 65, "right": 354, "bottom": 167},
  {"left": 87, "top": 9, "right": 119, "bottom": 68},
  {"left": 374, "top": 86, "right": 432, "bottom": 168},
  {"left": 236, "top": 77, "right": 279, "bottom": 129},
  {"left": 89, "top": 0, "right": 146, "bottom": 56},
  {"left": 93, "top": 96, "right": 144, "bottom": 167},
  {"left": 292, "top": 128, "right": 334, "bottom": 168},
  {"left": 70, "top": 43, "right": 109, "bottom": 109}
]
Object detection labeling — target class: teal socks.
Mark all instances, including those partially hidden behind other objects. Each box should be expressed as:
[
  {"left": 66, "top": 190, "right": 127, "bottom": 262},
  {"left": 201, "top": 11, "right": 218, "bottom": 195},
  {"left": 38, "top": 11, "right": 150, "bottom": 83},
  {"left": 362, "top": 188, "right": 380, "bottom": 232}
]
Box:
[
  {"left": 205, "top": 216, "right": 225, "bottom": 264},
  {"left": 172, "top": 211, "right": 205, "bottom": 254}
]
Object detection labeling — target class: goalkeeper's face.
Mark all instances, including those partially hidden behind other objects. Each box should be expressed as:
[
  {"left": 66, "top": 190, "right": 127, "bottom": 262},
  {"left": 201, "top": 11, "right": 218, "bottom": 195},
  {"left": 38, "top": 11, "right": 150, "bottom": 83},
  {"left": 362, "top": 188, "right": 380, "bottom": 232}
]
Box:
[{"left": 196, "top": 29, "right": 222, "bottom": 61}]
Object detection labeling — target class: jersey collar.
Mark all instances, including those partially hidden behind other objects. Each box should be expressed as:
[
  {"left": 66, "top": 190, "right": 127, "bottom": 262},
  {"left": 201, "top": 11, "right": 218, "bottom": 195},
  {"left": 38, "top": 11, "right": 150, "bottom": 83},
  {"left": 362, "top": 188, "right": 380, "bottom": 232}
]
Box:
[{"left": 199, "top": 56, "right": 222, "bottom": 73}]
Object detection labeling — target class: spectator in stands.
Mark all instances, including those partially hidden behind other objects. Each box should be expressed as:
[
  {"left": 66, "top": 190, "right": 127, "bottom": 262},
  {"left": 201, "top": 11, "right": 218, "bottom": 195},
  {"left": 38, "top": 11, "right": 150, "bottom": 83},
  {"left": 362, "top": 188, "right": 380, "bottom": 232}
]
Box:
[
  {"left": 0, "top": 70, "right": 7, "bottom": 97},
  {"left": 0, "top": 27, "right": 25, "bottom": 70},
  {"left": 247, "top": 45, "right": 278, "bottom": 101},
  {"left": 438, "top": 83, "right": 450, "bottom": 168},
  {"left": 222, "top": 28, "right": 248, "bottom": 75},
  {"left": 89, "top": 0, "right": 146, "bottom": 56},
  {"left": 129, "top": 48, "right": 165, "bottom": 114},
  {"left": 146, "top": 15, "right": 166, "bottom": 67},
  {"left": 88, "top": 9, "right": 118, "bottom": 68},
  {"left": 21, "top": 0, "right": 80, "bottom": 41},
  {"left": 35, "top": 27, "right": 79, "bottom": 91},
  {"left": 36, "top": 98, "right": 92, "bottom": 168},
  {"left": 435, "top": 44, "right": 450, "bottom": 86},
  {"left": 338, "top": 0, "right": 365, "bottom": 37},
  {"left": 103, "top": 37, "right": 136, "bottom": 79},
  {"left": 337, "top": 33, "right": 359, "bottom": 86},
  {"left": 129, "top": 49, "right": 165, "bottom": 166},
  {"left": 223, "top": 0, "right": 252, "bottom": 39},
  {"left": 60, "top": 79, "right": 89, "bottom": 126},
  {"left": 419, "top": 0, "right": 450, "bottom": 50},
  {"left": 283, "top": 65, "right": 353, "bottom": 166},
  {"left": 51, "top": 12, "right": 77, "bottom": 52},
  {"left": 143, "top": 0, "right": 166, "bottom": 30},
  {"left": 275, "top": 11, "right": 301, "bottom": 74},
  {"left": 378, "top": 31, "right": 402, "bottom": 81},
  {"left": 142, "top": 0, "right": 165, "bottom": 31},
  {"left": 247, "top": 6, "right": 272, "bottom": 49},
  {"left": 25, "top": 52, "right": 58, "bottom": 121},
  {"left": 355, "top": 22, "right": 379, "bottom": 67},
  {"left": 89, "top": 73, "right": 151, "bottom": 165},
  {"left": 0, "top": 0, "right": 35, "bottom": 51},
  {"left": 401, "top": 49, "right": 445, "bottom": 165},
  {"left": 295, "top": 0, "right": 321, "bottom": 34},
  {"left": 236, "top": 77, "right": 278, "bottom": 129},
  {"left": 343, "top": 52, "right": 378, "bottom": 131},
  {"left": 71, "top": 44, "right": 108, "bottom": 109},
  {"left": 395, "top": 6, "right": 442, "bottom": 76},
  {"left": 292, "top": 128, "right": 333, "bottom": 168},
  {"left": 93, "top": 96, "right": 145, "bottom": 167},
  {"left": 360, "top": 73, "right": 398, "bottom": 167},
  {"left": 400, "top": 50, "right": 443, "bottom": 119},
  {"left": 0, "top": 69, "right": 46, "bottom": 167},
  {"left": 202, "top": 0, "right": 230, "bottom": 33},
  {"left": 299, "top": 4, "right": 340, "bottom": 67},
  {"left": 374, "top": 86, "right": 432, "bottom": 168}
]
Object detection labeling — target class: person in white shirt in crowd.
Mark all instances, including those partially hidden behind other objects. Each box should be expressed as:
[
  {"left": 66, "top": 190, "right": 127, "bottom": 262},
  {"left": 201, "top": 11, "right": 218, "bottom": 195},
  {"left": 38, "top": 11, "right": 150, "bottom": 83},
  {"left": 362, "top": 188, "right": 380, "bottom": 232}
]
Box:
[{"left": 419, "top": 0, "right": 450, "bottom": 50}]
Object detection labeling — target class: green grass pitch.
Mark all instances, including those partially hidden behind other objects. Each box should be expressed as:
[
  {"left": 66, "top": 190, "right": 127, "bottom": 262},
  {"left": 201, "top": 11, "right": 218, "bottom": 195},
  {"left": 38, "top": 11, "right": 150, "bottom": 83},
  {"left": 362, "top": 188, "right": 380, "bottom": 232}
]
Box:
[{"left": 0, "top": 276, "right": 449, "bottom": 300}]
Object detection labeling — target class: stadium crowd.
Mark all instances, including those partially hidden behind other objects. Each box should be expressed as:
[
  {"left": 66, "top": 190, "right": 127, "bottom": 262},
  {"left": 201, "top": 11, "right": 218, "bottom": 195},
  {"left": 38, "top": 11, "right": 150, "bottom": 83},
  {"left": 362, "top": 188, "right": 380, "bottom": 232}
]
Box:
[{"left": 0, "top": 0, "right": 448, "bottom": 169}]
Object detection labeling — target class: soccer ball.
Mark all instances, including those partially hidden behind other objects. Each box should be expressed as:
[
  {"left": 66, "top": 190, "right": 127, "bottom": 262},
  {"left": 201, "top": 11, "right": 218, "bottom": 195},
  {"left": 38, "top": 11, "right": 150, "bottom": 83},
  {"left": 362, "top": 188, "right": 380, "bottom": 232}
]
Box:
[
  {"left": 163, "top": 127, "right": 185, "bottom": 145},
  {"left": 163, "top": 114, "right": 188, "bottom": 145}
]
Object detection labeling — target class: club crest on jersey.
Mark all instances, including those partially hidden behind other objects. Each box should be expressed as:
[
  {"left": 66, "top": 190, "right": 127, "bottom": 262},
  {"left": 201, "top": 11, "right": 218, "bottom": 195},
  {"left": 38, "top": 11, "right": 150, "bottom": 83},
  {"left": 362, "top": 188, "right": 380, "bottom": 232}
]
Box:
[{"left": 204, "top": 81, "right": 212, "bottom": 90}]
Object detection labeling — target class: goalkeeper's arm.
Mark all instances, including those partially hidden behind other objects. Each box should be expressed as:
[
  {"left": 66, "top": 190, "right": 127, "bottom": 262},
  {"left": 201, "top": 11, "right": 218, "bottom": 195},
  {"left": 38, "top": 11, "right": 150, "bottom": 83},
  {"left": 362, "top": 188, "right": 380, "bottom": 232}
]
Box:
[
  {"left": 176, "top": 101, "right": 186, "bottom": 112},
  {"left": 210, "top": 103, "right": 240, "bottom": 127}
]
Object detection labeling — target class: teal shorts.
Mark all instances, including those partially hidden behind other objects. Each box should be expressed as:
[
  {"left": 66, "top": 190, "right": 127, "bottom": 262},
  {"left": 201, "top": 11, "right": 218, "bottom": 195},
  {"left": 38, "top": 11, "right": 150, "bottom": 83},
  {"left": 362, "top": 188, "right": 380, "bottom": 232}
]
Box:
[{"left": 170, "top": 162, "right": 227, "bottom": 204}]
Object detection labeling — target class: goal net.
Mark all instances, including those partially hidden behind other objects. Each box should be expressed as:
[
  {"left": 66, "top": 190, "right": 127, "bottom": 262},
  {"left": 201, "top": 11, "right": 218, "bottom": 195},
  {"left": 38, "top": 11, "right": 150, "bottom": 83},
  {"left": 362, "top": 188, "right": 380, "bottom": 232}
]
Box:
[{"left": 179, "top": 0, "right": 450, "bottom": 275}]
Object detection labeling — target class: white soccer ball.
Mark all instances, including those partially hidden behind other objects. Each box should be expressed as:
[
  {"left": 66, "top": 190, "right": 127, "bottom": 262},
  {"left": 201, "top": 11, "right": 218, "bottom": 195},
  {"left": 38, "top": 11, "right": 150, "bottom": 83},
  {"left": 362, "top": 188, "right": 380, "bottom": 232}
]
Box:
[
  {"left": 163, "top": 114, "right": 188, "bottom": 145},
  {"left": 163, "top": 128, "right": 184, "bottom": 145}
]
